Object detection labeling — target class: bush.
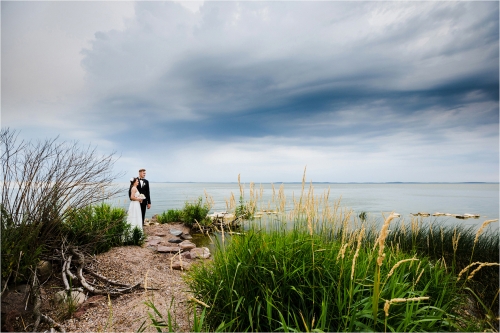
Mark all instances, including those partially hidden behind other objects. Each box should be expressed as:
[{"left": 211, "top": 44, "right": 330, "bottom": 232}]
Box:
[
  {"left": 181, "top": 197, "right": 210, "bottom": 228},
  {"left": 157, "top": 209, "right": 183, "bottom": 224},
  {"left": 63, "top": 203, "right": 143, "bottom": 253},
  {"left": 0, "top": 128, "right": 121, "bottom": 288}
]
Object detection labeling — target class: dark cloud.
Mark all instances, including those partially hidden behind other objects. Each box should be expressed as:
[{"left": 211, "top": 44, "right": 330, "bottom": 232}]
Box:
[{"left": 3, "top": 1, "right": 498, "bottom": 181}]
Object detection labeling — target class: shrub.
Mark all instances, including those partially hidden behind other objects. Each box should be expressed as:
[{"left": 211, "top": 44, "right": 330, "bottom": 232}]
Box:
[
  {"left": 181, "top": 197, "right": 210, "bottom": 228},
  {"left": 0, "top": 128, "right": 121, "bottom": 289},
  {"left": 63, "top": 203, "right": 141, "bottom": 253},
  {"left": 157, "top": 209, "right": 183, "bottom": 224},
  {"left": 235, "top": 195, "right": 255, "bottom": 220}
]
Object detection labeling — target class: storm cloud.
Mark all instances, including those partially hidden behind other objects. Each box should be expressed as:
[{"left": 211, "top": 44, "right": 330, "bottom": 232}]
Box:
[{"left": 2, "top": 1, "right": 498, "bottom": 182}]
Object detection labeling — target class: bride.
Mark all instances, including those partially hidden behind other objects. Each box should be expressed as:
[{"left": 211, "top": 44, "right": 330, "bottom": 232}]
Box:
[{"left": 127, "top": 177, "right": 144, "bottom": 230}]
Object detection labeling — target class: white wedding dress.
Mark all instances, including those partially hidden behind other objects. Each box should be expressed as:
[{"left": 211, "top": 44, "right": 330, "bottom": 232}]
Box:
[{"left": 127, "top": 188, "right": 143, "bottom": 231}]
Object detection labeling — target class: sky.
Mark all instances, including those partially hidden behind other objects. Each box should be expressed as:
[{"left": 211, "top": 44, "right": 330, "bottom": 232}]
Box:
[{"left": 2, "top": 1, "right": 499, "bottom": 183}]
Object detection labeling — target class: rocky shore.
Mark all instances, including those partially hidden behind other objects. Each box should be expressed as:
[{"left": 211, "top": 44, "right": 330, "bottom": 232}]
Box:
[{"left": 1, "top": 222, "right": 209, "bottom": 332}]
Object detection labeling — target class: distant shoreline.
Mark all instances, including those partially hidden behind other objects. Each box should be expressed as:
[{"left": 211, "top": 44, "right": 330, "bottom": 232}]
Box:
[{"left": 144, "top": 181, "right": 499, "bottom": 184}]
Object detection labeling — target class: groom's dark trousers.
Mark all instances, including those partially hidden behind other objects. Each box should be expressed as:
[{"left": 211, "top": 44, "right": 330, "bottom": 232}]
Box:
[{"left": 138, "top": 178, "right": 151, "bottom": 225}]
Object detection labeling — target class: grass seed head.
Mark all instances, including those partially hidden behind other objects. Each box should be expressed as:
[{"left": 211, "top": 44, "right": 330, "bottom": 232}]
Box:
[
  {"left": 474, "top": 219, "right": 498, "bottom": 244},
  {"left": 387, "top": 258, "right": 419, "bottom": 279},
  {"left": 467, "top": 263, "right": 500, "bottom": 281}
]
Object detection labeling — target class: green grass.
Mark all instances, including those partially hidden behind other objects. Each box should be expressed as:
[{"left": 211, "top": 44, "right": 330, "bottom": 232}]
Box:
[{"left": 185, "top": 215, "right": 475, "bottom": 332}]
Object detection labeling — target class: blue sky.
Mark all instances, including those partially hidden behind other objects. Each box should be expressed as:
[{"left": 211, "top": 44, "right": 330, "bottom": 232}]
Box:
[{"left": 2, "top": 1, "right": 499, "bottom": 183}]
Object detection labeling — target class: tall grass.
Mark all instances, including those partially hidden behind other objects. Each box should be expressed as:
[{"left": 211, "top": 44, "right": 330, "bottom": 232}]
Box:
[{"left": 184, "top": 177, "right": 498, "bottom": 332}]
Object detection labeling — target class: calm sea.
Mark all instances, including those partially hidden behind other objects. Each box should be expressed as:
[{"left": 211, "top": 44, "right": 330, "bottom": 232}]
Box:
[{"left": 109, "top": 182, "right": 499, "bottom": 229}]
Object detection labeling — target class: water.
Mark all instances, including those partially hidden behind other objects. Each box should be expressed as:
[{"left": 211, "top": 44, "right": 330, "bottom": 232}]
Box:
[{"left": 109, "top": 182, "right": 499, "bottom": 230}]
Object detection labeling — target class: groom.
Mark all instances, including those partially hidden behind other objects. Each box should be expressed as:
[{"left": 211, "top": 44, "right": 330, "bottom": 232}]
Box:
[{"left": 137, "top": 168, "right": 151, "bottom": 225}]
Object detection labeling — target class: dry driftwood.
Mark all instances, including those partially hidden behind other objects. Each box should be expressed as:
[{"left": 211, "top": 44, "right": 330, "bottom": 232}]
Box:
[{"left": 32, "top": 272, "right": 66, "bottom": 333}]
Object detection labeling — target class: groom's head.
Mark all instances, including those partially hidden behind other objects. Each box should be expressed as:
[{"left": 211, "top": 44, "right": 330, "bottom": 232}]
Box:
[{"left": 139, "top": 168, "right": 146, "bottom": 179}]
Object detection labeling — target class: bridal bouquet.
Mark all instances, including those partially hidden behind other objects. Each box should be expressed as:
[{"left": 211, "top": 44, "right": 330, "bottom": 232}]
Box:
[{"left": 138, "top": 193, "right": 146, "bottom": 200}]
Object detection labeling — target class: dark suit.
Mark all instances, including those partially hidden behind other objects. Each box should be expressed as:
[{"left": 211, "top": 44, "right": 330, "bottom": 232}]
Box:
[{"left": 137, "top": 178, "right": 151, "bottom": 224}]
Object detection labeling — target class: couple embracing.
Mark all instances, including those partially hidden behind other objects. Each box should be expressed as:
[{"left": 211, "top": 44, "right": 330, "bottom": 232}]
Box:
[{"left": 127, "top": 168, "right": 151, "bottom": 230}]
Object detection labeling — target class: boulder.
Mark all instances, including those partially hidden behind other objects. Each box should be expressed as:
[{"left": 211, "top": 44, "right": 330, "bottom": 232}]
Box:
[
  {"left": 181, "top": 251, "right": 192, "bottom": 259},
  {"left": 180, "top": 233, "right": 193, "bottom": 240},
  {"left": 37, "top": 260, "right": 52, "bottom": 281},
  {"left": 157, "top": 246, "right": 181, "bottom": 253},
  {"left": 179, "top": 241, "right": 196, "bottom": 251},
  {"left": 53, "top": 290, "right": 86, "bottom": 307},
  {"left": 190, "top": 247, "right": 211, "bottom": 259},
  {"left": 171, "top": 261, "right": 191, "bottom": 271}
]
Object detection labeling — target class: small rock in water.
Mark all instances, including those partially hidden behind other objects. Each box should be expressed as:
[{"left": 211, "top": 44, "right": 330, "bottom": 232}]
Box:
[
  {"left": 168, "top": 238, "right": 182, "bottom": 243},
  {"left": 180, "top": 233, "right": 192, "bottom": 240},
  {"left": 170, "top": 229, "right": 183, "bottom": 236}
]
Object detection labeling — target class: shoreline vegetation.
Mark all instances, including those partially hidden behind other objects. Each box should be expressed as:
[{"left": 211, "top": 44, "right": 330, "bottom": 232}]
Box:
[
  {"left": 147, "top": 172, "right": 499, "bottom": 332},
  {"left": 1, "top": 130, "right": 499, "bottom": 332}
]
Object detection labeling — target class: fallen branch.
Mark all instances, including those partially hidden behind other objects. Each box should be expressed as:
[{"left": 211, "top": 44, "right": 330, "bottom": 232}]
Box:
[
  {"left": 69, "top": 247, "right": 140, "bottom": 296},
  {"left": 32, "top": 271, "right": 65, "bottom": 333}
]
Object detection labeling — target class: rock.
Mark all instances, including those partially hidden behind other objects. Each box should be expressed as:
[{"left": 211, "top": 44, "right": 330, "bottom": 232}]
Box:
[
  {"left": 155, "top": 232, "right": 167, "bottom": 237},
  {"left": 54, "top": 290, "right": 86, "bottom": 307},
  {"left": 147, "top": 239, "right": 161, "bottom": 246},
  {"left": 37, "top": 260, "right": 52, "bottom": 281},
  {"left": 418, "top": 212, "right": 430, "bottom": 217},
  {"left": 157, "top": 246, "right": 181, "bottom": 253},
  {"left": 146, "top": 236, "right": 161, "bottom": 241},
  {"left": 170, "top": 229, "right": 183, "bottom": 236},
  {"left": 432, "top": 212, "right": 446, "bottom": 216},
  {"left": 180, "top": 233, "right": 192, "bottom": 240},
  {"left": 168, "top": 238, "right": 182, "bottom": 244},
  {"left": 1, "top": 284, "right": 33, "bottom": 328},
  {"left": 179, "top": 241, "right": 196, "bottom": 251},
  {"left": 170, "top": 261, "right": 191, "bottom": 271},
  {"left": 181, "top": 251, "right": 192, "bottom": 259},
  {"left": 190, "top": 247, "right": 211, "bottom": 259}
]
